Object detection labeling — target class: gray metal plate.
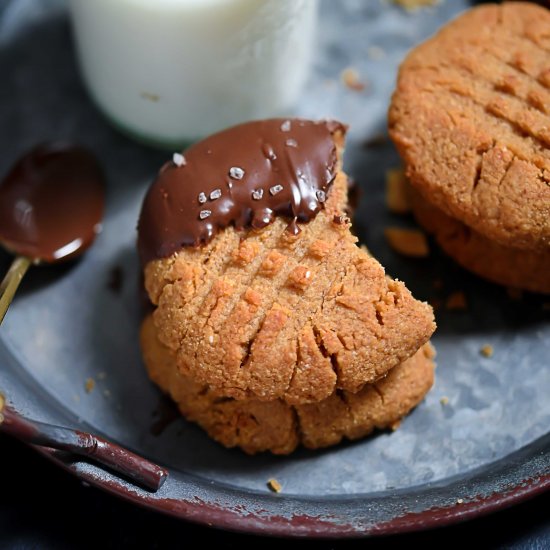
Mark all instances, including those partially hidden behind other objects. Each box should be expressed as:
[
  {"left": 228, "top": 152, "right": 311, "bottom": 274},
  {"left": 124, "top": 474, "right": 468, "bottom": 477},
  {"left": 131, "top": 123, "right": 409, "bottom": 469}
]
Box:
[{"left": 0, "top": 0, "right": 548, "bottom": 536}]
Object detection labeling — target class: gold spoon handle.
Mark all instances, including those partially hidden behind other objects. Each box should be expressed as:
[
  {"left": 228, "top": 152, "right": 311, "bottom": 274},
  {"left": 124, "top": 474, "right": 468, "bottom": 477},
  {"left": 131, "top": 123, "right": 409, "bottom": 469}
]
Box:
[{"left": 0, "top": 256, "right": 32, "bottom": 325}]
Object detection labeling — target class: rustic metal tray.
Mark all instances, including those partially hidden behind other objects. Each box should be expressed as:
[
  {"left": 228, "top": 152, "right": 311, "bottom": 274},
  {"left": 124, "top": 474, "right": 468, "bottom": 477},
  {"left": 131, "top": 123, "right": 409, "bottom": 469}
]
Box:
[{"left": 0, "top": 0, "right": 548, "bottom": 537}]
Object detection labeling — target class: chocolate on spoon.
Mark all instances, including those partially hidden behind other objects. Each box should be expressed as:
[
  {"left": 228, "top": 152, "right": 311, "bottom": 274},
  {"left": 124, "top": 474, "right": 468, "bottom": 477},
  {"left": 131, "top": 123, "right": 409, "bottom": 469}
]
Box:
[
  {"left": 0, "top": 150, "right": 169, "bottom": 490},
  {"left": 0, "top": 143, "right": 105, "bottom": 323}
]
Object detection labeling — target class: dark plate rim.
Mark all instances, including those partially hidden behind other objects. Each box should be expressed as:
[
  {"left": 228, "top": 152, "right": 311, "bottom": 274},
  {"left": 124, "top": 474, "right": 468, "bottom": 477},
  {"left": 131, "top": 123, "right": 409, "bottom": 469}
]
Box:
[{"left": 32, "top": 431, "right": 550, "bottom": 539}]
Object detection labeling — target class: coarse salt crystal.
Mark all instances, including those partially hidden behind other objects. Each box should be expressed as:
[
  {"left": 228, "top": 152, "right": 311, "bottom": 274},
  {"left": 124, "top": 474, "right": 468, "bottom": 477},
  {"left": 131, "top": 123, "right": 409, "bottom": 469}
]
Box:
[
  {"left": 173, "top": 152, "right": 186, "bottom": 166},
  {"left": 229, "top": 166, "right": 245, "bottom": 180},
  {"left": 285, "top": 138, "right": 297, "bottom": 148},
  {"left": 252, "top": 189, "right": 264, "bottom": 200},
  {"left": 210, "top": 189, "right": 222, "bottom": 200},
  {"left": 280, "top": 120, "right": 291, "bottom": 132},
  {"left": 316, "top": 190, "right": 326, "bottom": 202},
  {"left": 198, "top": 192, "right": 207, "bottom": 204},
  {"left": 199, "top": 210, "right": 211, "bottom": 220},
  {"left": 270, "top": 185, "right": 283, "bottom": 196}
]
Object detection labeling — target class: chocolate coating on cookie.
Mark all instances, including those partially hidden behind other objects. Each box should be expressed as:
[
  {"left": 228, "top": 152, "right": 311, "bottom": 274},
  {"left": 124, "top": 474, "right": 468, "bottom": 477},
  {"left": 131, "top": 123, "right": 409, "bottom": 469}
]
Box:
[{"left": 138, "top": 119, "right": 346, "bottom": 263}]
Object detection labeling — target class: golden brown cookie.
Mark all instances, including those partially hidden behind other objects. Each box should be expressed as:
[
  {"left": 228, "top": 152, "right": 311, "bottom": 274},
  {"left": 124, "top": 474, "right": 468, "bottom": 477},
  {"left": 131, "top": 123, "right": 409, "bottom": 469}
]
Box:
[
  {"left": 409, "top": 187, "right": 550, "bottom": 294},
  {"left": 143, "top": 121, "right": 435, "bottom": 405},
  {"left": 140, "top": 315, "right": 436, "bottom": 455},
  {"left": 389, "top": 2, "right": 550, "bottom": 252}
]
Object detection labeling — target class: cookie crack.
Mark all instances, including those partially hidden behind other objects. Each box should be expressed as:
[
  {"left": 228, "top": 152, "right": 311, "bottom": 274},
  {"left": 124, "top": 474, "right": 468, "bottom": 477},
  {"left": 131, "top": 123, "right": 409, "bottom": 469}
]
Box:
[
  {"left": 217, "top": 212, "right": 344, "bottom": 395},
  {"left": 472, "top": 152, "right": 483, "bottom": 191},
  {"left": 312, "top": 324, "right": 330, "bottom": 358},
  {"left": 291, "top": 406, "right": 305, "bottom": 447},
  {"left": 423, "top": 50, "right": 550, "bottom": 160},
  {"left": 247, "top": 234, "right": 351, "bottom": 400},
  {"left": 372, "top": 383, "right": 386, "bottom": 405},
  {"left": 441, "top": 85, "right": 550, "bottom": 164}
]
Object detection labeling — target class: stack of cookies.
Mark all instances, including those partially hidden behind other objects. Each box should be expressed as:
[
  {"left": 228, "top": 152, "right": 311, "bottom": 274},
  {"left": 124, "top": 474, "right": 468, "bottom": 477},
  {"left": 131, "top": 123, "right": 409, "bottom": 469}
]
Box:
[
  {"left": 138, "top": 118, "right": 436, "bottom": 454},
  {"left": 389, "top": 2, "right": 550, "bottom": 294}
]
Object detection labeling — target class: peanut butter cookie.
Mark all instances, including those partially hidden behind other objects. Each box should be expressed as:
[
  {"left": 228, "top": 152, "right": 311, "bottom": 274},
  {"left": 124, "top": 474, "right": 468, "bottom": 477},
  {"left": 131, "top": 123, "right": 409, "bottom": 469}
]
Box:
[
  {"left": 141, "top": 315, "right": 435, "bottom": 455},
  {"left": 389, "top": 2, "right": 550, "bottom": 251},
  {"left": 138, "top": 119, "right": 435, "bottom": 404},
  {"left": 410, "top": 187, "right": 550, "bottom": 294}
]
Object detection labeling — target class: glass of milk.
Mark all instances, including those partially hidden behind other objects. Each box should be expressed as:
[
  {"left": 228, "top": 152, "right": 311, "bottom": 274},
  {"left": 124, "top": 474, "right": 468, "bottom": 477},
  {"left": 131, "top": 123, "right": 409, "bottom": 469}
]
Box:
[{"left": 68, "top": 0, "right": 318, "bottom": 147}]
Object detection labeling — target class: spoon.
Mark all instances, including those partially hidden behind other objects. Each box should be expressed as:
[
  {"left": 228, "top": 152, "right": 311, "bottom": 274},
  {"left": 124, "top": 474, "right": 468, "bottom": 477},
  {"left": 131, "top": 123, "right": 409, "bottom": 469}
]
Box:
[
  {"left": 0, "top": 143, "right": 105, "bottom": 324},
  {"left": 0, "top": 395, "right": 167, "bottom": 492},
  {"left": 0, "top": 148, "right": 169, "bottom": 490}
]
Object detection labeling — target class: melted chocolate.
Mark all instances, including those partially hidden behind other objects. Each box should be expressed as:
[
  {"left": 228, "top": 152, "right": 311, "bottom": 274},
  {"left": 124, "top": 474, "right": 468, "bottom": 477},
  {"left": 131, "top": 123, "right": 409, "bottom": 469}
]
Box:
[
  {"left": 0, "top": 143, "right": 105, "bottom": 262},
  {"left": 138, "top": 119, "right": 346, "bottom": 264}
]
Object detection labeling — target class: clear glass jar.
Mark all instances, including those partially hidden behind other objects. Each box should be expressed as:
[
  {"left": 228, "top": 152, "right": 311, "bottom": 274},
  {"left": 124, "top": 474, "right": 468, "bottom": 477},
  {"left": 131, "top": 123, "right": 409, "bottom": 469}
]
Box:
[{"left": 69, "top": 0, "right": 318, "bottom": 147}]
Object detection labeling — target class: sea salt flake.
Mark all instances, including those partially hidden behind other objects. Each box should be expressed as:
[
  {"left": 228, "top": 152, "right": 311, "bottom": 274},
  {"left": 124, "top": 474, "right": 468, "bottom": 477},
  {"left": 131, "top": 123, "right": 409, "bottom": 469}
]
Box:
[
  {"left": 210, "top": 189, "right": 222, "bottom": 200},
  {"left": 198, "top": 192, "right": 207, "bottom": 204},
  {"left": 316, "top": 190, "right": 326, "bottom": 203},
  {"left": 252, "top": 189, "right": 264, "bottom": 200},
  {"left": 172, "top": 152, "right": 186, "bottom": 167},
  {"left": 280, "top": 120, "right": 291, "bottom": 132},
  {"left": 285, "top": 138, "right": 298, "bottom": 148},
  {"left": 270, "top": 185, "right": 283, "bottom": 196},
  {"left": 199, "top": 210, "right": 211, "bottom": 220},
  {"left": 229, "top": 166, "right": 245, "bottom": 180}
]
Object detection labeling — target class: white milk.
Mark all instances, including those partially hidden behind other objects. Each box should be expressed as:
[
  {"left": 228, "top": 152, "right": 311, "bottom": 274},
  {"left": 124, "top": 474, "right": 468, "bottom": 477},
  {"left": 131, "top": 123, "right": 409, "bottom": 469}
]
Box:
[{"left": 68, "top": 0, "right": 318, "bottom": 146}]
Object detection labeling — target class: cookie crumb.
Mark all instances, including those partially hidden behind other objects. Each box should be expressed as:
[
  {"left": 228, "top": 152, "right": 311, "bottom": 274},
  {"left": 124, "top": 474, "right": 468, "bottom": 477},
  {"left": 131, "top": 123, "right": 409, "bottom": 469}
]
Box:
[
  {"left": 480, "top": 345, "right": 493, "bottom": 358},
  {"left": 341, "top": 67, "right": 367, "bottom": 91},
  {"left": 385, "top": 227, "right": 429, "bottom": 257},
  {"left": 267, "top": 478, "right": 282, "bottom": 493},
  {"left": 445, "top": 291, "right": 467, "bottom": 311},
  {"left": 85, "top": 378, "right": 96, "bottom": 394},
  {"left": 390, "top": 420, "right": 401, "bottom": 431},
  {"left": 386, "top": 168, "right": 412, "bottom": 214},
  {"left": 440, "top": 396, "right": 449, "bottom": 406},
  {"left": 393, "top": 0, "right": 439, "bottom": 11},
  {"left": 140, "top": 91, "right": 160, "bottom": 102}
]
